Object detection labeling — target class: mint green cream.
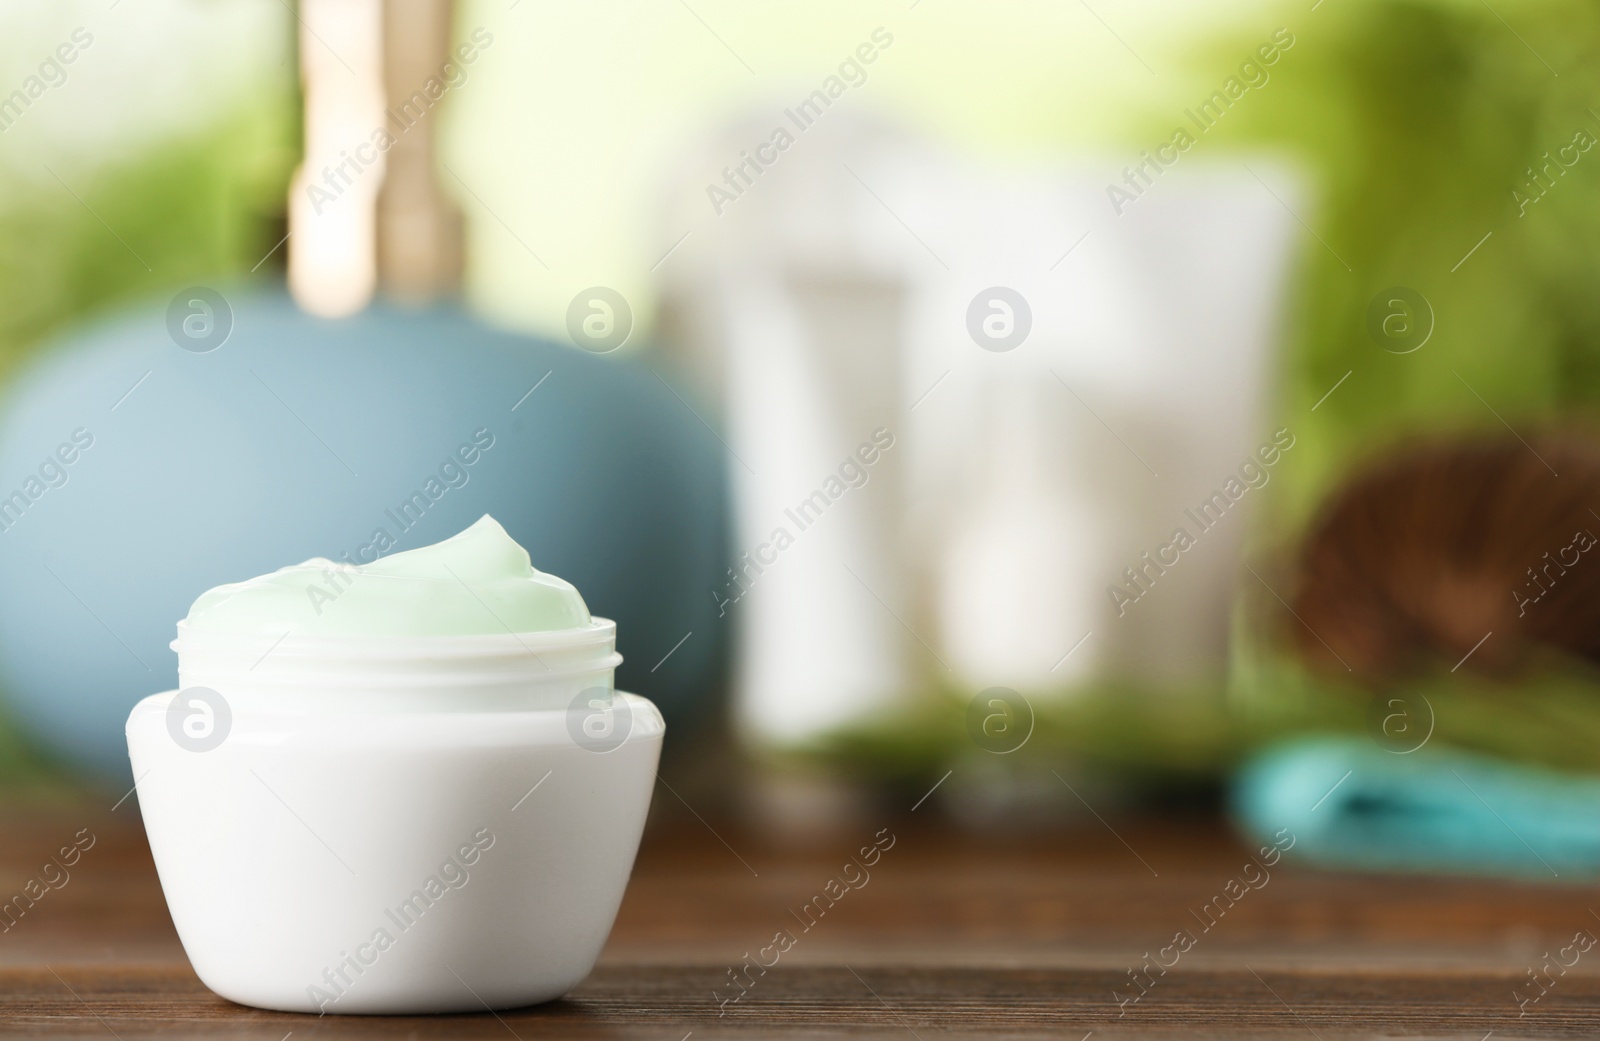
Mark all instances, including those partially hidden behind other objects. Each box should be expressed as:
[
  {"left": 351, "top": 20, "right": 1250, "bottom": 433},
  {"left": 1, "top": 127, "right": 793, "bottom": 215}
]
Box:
[{"left": 184, "top": 516, "right": 591, "bottom": 637}]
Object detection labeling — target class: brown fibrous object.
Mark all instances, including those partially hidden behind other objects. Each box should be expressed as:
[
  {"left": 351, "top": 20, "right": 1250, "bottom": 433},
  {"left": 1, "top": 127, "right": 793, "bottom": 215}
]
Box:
[{"left": 1290, "top": 431, "right": 1600, "bottom": 682}]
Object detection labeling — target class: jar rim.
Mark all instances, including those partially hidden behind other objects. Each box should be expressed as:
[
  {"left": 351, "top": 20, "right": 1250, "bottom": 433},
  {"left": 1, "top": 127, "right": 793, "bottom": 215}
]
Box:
[{"left": 173, "top": 616, "right": 617, "bottom": 659}]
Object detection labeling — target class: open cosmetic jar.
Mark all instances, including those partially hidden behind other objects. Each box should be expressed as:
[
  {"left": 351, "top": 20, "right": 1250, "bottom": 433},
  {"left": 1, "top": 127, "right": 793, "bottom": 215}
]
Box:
[{"left": 125, "top": 520, "right": 663, "bottom": 1014}]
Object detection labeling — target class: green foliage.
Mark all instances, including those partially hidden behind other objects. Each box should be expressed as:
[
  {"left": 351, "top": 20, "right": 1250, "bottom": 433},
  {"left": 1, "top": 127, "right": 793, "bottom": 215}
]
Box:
[
  {"left": 1205, "top": 0, "right": 1600, "bottom": 521},
  {"left": 804, "top": 654, "right": 1600, "bottom": 794},
  {"left": 0, "top": 100, "right": 296, "bottom": 384}
]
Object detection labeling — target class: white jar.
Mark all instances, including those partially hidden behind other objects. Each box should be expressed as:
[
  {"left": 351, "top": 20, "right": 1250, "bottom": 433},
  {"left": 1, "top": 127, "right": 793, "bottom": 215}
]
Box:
[{"left": 125, "top": 618, "right": 662, "bottom": 1014}]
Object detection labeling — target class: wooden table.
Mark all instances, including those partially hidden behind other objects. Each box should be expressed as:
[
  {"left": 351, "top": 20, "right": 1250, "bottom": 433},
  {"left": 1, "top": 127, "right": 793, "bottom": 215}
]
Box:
[{"left": 2, "top": 790, "right": 1598, "bottom": 1038}]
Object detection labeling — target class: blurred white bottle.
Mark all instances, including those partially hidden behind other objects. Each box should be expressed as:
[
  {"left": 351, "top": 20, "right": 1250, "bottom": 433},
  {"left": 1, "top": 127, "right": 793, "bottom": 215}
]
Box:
[
  {"left": 937, "top": 369, "right": 1100, "bottom": 691},
  {"left": 656, "top": 114, "right": 920, "bottom": 747}
]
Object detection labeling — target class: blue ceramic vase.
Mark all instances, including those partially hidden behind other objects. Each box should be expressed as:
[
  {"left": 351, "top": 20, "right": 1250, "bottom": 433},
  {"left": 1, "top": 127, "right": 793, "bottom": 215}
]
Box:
[{"left": 0, "top": 288, "right": 728, "bottom": 778}]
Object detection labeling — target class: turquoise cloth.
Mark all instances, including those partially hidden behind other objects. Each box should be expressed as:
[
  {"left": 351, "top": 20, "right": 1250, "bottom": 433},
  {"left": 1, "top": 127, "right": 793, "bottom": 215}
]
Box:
[{"left": 1231, "top": 736, "right": 1600, "bottom": 881}]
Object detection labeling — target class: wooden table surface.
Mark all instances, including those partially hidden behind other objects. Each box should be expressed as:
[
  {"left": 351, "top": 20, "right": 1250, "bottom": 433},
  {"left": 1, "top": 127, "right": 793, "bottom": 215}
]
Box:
[{"left": 2, "top": 788, "right": 1599, "bottom": 1039}]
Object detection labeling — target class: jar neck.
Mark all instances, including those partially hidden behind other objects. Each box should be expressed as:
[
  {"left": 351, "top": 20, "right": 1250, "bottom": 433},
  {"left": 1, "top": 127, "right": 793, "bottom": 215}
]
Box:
[{"left": 172, "top": 619, "right": 620, "bottom": 713}]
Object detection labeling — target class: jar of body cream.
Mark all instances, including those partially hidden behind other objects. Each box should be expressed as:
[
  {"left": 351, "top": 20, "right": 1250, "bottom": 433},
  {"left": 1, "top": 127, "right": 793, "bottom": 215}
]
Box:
[{"left": 126, "top": 517, "right": 663, "bottom": 1014}]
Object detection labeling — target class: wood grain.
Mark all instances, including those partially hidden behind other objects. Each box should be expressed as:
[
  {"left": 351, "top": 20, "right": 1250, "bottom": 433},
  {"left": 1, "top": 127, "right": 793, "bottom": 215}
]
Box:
[{"left": 2, "top": 796, "right": 1598, "bottom": 1038}]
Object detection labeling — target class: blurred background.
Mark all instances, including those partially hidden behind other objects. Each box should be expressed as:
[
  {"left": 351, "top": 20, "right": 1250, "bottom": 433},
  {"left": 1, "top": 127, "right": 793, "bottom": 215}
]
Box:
[{"left": 4, "top": 0, "right": 1600, "bottom": 882}]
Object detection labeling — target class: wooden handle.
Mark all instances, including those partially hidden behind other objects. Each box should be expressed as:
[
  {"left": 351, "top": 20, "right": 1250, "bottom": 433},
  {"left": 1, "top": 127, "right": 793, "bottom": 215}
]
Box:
[
  {"left": 289, "top": 0, "right": 462, "bottom": 315},
  {"left": 376, "top": 0, "right": 464, "bottom": 303}
]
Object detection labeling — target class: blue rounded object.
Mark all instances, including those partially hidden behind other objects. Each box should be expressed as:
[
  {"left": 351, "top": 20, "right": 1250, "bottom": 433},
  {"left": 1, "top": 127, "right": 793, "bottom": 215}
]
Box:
[{"left": 0, "top": 289, "right": 729, "bottom": 778}]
